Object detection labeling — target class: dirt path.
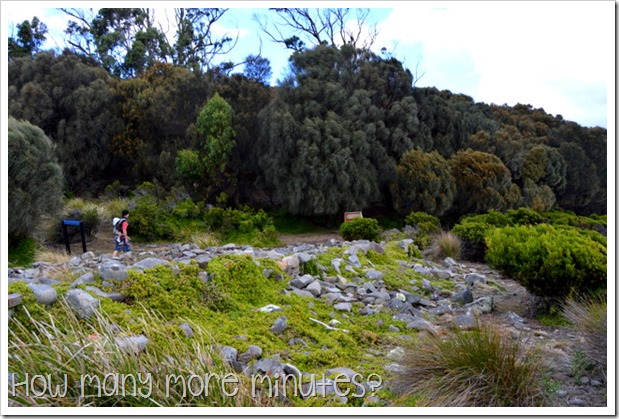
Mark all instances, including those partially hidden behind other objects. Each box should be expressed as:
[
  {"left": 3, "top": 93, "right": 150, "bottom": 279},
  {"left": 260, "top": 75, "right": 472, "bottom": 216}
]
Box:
[{"left": 278, "top": 231, "right": 341, "bottom": 246}]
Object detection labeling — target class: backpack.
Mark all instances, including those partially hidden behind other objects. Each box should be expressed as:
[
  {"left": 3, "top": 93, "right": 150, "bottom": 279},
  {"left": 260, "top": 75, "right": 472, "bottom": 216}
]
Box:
[{"left": 112, "top": 217, "right": 126, "bottom": 236}]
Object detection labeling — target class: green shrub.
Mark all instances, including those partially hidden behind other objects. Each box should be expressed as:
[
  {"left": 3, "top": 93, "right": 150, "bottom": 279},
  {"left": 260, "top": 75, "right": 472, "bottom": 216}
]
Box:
[
  {"left": 8, "top": 237, "right": 38, "bottom": 267},
  {"left": 9, "top": 118, "right": 64, "bottom": 241},
  {"left": 391, "top": 325, "right": 548, "bottom": 406},
  {"left": 404, "top": 211, "right": 441, "bottom": 228},
  {"left": 542, "top": 210, "right": 607, "bottom": 234},
  {"left": 130, "top": 194, "right": 174, "bottom": 241},
  {"left": 505, "top": 207, "right": 545, "bottom": 225},
  {"left": 451, "top": 211, "right": 514, "bottom": 262},
  {"left": 403, "top": 212, "right": 442, "bottom": 250},
  {"left": 485, "top": 224, "right": 607, "bottom": 298},
  {"left": 172, "top": 197, "right": 201, "bottom": 219},
  {"left": 338, "top": 218, "right": 381, "bottom": 241}
]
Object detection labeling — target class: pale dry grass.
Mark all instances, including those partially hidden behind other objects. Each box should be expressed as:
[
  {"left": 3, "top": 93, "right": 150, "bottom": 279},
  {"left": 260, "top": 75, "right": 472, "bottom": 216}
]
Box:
[{"left": 426, "top": 231, "right": 462, "bottom": 260}]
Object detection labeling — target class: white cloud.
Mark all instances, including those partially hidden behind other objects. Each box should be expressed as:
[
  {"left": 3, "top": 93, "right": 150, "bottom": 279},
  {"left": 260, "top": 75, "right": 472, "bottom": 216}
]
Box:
[{"left": 376, "top": 1, "right": 613, "bottom": 127}]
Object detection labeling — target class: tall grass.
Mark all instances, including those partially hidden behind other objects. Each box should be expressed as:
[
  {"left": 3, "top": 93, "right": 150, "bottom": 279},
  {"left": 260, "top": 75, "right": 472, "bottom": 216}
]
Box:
[
  {"left": 562, "top": 293, "right": 607, "bottom": 377},
  {"left": 8, "top": 303, "right": 273, "bottom": 407},
  {"left": 426, "top": 231, "right": 462, "bottom": 260},
  {"left": 391, "top": 325, "right": 548, "bottom": 407}
]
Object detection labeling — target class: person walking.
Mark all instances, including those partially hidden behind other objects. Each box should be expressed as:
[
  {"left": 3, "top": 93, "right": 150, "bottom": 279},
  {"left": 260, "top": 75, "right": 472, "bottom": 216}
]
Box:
[{"left": 112, "top": 210, "right": 131, "bottom": 257}]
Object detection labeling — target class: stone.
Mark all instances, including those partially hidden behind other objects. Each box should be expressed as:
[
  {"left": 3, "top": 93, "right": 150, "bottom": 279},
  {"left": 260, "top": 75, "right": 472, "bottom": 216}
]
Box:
[
  {"left": 70, "top": 272, "right": 96, "bottom": 288},
  {"left": 27, "top": 283, "right": 57, "bottom": 306},
  {"left": 259, "top": 304, "right": 283, "bottom": 313},
  {"left": 64, "top": 289, "right": 100, "bottom": 319},
  {"left": 85, "top": 286, "right": 124, "bottom": 302},
  {"left": 466, "top": 297, "right": 493, "bottom": 315},
  {"left": 238, "top": 345, "right": 263, "bottom": 364},
  {"left": 431, "top": 269, "right": 452, "bottom": 280},
  {"left": 331, "top": 259, "right": 342, "bottom": 274},
  {"left": 406, "top": 318, "right": 438, "bottom": 335},
  {"left": 290, "top": 274, "right": 314, "bottom": 289},
  {"left": 291, "top": 288, "right": 315, "bottom": 298},
  {"left": 98, "top": 261, "right": 129, "bottom": 282},
  {"left": 325, "top": 367, "right": 358, "bottom": 380},
  {"left": 333, "top": 302, "right": 352, "bottom": 312},
  {"left": 219, "top": 346, "right": 238, "bottom": 363},
  {"left": 465, "top": 273, "right": 486, "bottom": 286},
  {"left": 454, "top": 314, "right": 479, "bottom": 330},
  {"left": 386, "top": 347, "right": 406, "bottom": 361},
  {"left": 452, "top": 288, "right": 474, "bottom": 304},
  {"left": 179, "top": 323, "right": 194, "bottom": 338},
  {"left": 364, "top": 269, "right": 384, "bottom": 281},
  {"left": 115, "top": 335, "right": 149, "bottom": 353},
  {"left": 8, "top": 293, "right": 22, "bottom": 308},
  {"left": 253, "top": 358, "right": 284, "bottom": 376},
  {"left": 131, "top": 257, "right": 171, "bottom": 271},
  {"left": 305, "top": 281, "right": 322, "bottom": 297},
  {"left": 271, "top": 316, "right": 288, "bottom": 335}
]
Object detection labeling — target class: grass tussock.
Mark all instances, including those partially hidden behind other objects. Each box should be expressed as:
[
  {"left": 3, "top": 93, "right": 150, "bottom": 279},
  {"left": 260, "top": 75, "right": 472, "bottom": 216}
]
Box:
[
  {"left": 391, "top": 325, "right": 548, "bottom": 407},
  {"left": 562, "top": 293, "right": 607, "bottom": 377},
  {"left": 426, "top": 231, "right": 462, "bottom": 261},
  {"left": 34, "top": 248, "right": 72, "bottom": 264},
  {"left": 8, "top": 303, "right": 274, "bottom": 407}
]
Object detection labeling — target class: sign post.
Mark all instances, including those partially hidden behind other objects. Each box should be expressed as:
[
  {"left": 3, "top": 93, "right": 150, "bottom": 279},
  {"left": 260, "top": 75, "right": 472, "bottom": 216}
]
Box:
[
  {"left": 62, "top": 220, "right": 87, "bottom": 255},
  {"left": 343, "top": 211, "right": 363, "bottom": 222}
]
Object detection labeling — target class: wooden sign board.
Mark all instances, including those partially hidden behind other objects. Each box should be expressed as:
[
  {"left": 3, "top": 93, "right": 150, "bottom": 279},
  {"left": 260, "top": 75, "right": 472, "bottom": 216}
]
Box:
[{"left": 344, "top": 211, "right": 363, "bottom": 222}]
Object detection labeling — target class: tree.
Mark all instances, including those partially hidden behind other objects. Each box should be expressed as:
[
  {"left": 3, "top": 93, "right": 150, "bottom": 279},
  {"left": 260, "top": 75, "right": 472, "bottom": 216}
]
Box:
[
  {"left": 556, "top": 142, "right": 600, "bottom": 212},
  {"left": 176, "top": 93, "right": 236, "bottom": 199},
  {"left": 243, "top": 54, "right": 272, "bottom": 84},
  {"left": 449, "top": 150, "right": 521, "bottom": 216},
  {"left": 8, "top": 51, "right": 123, "bottom": 194},
  {"left": 255, "top": 8, "right": 378, "bottom": 51},
  {"left": 172, "top": 8, "right": 237, "bottom": 72},
  {"left": 8, "top": 118, "right": 64, "bottom": 240},
  {"left": 8, "top": 17, "right": 48, "bottom": 59},
  {"left": 391, "top": 148, "right": 455, "bottom": 216},
  {"left": 257, "top": 44, "right": 418, "bottom": 216}
]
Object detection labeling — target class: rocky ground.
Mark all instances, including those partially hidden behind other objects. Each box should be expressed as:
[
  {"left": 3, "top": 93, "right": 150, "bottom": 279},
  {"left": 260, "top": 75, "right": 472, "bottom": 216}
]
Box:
[{"left": 8, "top": 232, "right": 609, "bottom": 408}]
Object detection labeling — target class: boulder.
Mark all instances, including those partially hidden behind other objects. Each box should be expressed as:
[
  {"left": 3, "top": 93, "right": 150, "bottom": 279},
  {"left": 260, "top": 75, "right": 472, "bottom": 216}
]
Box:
[
  {"left": 270, "top": 316, "right": 288, "bottom": 335},
  {"left": 64, "top": 289, "right": 100, "bottom": 319},
  {"left": 98, "top": 260, "right": 128, "bottom": 282},
  {"left": 27, "top": 283, "right": 57, "bottom": 305}
]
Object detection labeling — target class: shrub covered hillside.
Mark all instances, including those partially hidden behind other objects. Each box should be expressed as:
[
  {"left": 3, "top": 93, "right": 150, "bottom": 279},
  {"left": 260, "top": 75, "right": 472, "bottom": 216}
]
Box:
[{"left": 7, "top": 204, "right": 608, "bottom": 407}]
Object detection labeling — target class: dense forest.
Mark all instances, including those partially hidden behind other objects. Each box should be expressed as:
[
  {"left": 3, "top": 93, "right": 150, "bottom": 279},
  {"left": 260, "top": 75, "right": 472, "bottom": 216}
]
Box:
[{"left": 8, "top": 8, "right": 607, "bottom": 225}]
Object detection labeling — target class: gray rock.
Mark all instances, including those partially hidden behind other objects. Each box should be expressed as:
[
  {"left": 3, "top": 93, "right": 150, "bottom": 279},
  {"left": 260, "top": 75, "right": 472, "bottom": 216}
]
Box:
[
  {"left": 238, "top": 345, "right": 263, "bottom": 364},
  {"left": 454, "top": 314, "right": 479, "bottom": 330},
  {"left": 386, "top": 347, "right": 405, "bottom": 361},
  {"left": 27, "top": 283, "right": 57, "bottom": 305},
  {"left": 505, "top": 311, "right": 526, "bottom": 324},
  {"left": 283, "top": 363, "right": 302, "bottom": 379},
  {"left": 288, "top": 338, "right": 308, "bottom": 347},
  {"left": 219, "top": 346, "right": 238, "bottom": 363},
  {"left": 8, "top": 293, "right": 22, "bottom": 308},
  {"left": 64, "top": 289, "right": 100, "bottom": 319},
  {"left": 388, "top": 298, "right": 405, "bottom": 311},
  {"left": 331, "top": 258, "right": 342, "bottom": 274},
  {"left": 326, "top": 367, "right": 358, "bottom": 380},
  {"left": 406, "top": 318, "right": 438, "bottom": 335},
  {"left": 348, "top": 254, "right": 362, "bottom": 268},
  {"left": 259, "top": 304, "right": 283, "bottom": 313},
  {"left": 305, "top": 281, "right": 322, "bottom": 297},
  {"left": 421, "top": 278, "right": 433, "bottom": 291},
  {"left": 290, "top": 274, "right": 314, "bottom": 289},
  {"left": 442, "top": 257, "right": 457, "bottom": 267},
  {"left": 569, "top": 398, "right": 587, "bottom": 407},
  {"left": 253, "top": 358, "right": 284, "bottom": 376},
  {"left": 392, "top": 312, "right": 416, "bottom": 324},
  {"left": 466, "top": 297, "right": 493, "bottom": 315},
  {"left": 465, "top": 273, "right": 486, "bottom": 286},
  {"left": 98, "top": 261, "right": 129, "bottom": 282},
  {"left": 431, "top": 269, "right": 452, "bottom": 280},
  {"left": 364, "top": 269, "right": 384, "bottom": 281},
  {"left": 271, "top": 316, "right": 288, "bottom": 335},
  {"left": 452, "top": 288, "right": 474, "bottom": 304},
  {"left": 333, "top": 302, "right": 352, "bottom": 312},
  {"left": 413, "top": 264, "right": 432, "bottom": 275},
  {"left": 37, "top": 277, "right": 60, "bottom": 286},
  {"left": 388, "top": 325, "right": 401, "bottom": 333},
  {"left": 179, "top": 323, "right": 194, "bottom": 338},
  {"left": 290, "top": 288, "right": 315, "bottom": 298},
  {"left": 296, "top": 252, "right": 313, "bottom": 264},
  {"left": 131, "top": 257, "right": 171, "bottom": 271},
  {"left": 81, "top": 251, "right": 96, "bottom": 260},
  {"left": 70, "top": 272, "right": 96, "bottom": 288},
  {"left": 85, "top": 286, "right": 124, "bottom": 302},
  {"left": 115, "top": 335, "right": 149, "bottom": 353}
]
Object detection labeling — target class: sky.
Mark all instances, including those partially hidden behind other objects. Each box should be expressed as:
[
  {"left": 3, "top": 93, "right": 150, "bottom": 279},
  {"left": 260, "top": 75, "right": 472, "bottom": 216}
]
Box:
[{"left": 2, "top": 1, "right": 615, "bottom": 129}]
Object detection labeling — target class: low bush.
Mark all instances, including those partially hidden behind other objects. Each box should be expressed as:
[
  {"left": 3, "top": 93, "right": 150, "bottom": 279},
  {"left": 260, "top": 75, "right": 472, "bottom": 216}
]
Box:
[
  {"left": 403, "top": 212, "right": 442, "bottom": 250},
  {"left": 391, "top": 325, "right": 548, "bottom": 406},
  {"left": 8, "top": 237, "right": 38, "bottom": 267},
  {"left": 485, "top": 224, "right": 607, "bottom": 299},
  {"left": 338, "top": 218, "right": 381, "bottom": 242}
]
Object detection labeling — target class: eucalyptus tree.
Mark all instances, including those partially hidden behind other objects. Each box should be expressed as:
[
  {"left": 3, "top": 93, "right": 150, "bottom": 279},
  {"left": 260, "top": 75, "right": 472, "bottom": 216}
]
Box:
[
  {"left": 255, "top": 8, "right": 378, "bottom": 51},
  {"left": 8, "top": 17, "right": 48, "bottom": 59}
]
